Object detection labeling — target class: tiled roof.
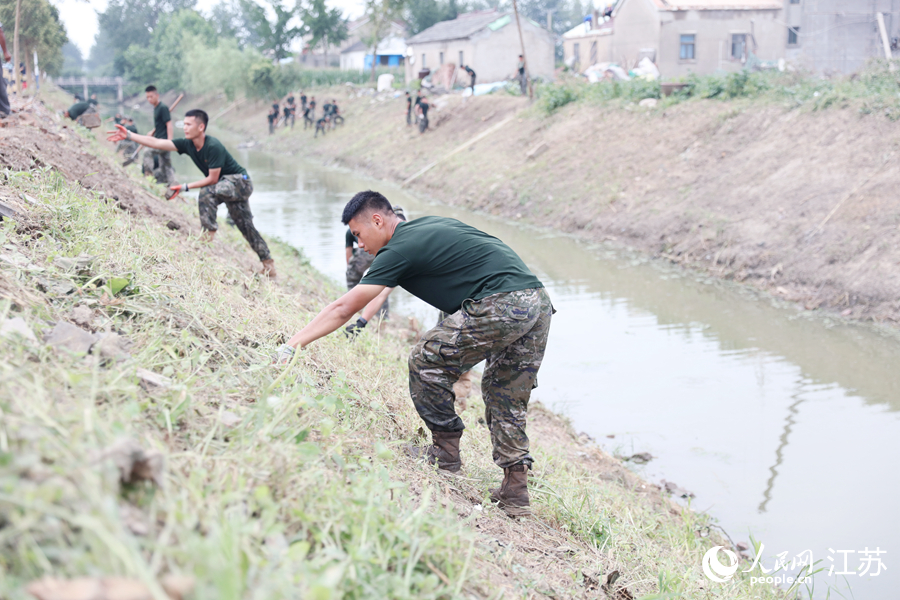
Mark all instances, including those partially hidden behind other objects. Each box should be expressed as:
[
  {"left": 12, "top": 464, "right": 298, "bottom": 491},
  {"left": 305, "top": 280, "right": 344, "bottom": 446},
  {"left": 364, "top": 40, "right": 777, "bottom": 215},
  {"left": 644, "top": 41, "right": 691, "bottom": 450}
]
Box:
[{"left": 407, "top": 10, "right": 510, "bottom": 44}]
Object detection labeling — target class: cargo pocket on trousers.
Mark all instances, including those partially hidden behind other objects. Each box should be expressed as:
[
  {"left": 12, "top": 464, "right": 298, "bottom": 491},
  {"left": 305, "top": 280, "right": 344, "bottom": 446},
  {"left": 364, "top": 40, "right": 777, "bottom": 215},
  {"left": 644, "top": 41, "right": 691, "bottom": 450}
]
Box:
[{"left": 420, "top": 326, "right": 461, "bottom": 366}]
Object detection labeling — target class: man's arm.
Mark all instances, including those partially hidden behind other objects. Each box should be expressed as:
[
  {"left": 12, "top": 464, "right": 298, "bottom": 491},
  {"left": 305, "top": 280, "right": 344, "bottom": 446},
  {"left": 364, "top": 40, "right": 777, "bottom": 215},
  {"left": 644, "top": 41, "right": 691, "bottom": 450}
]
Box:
[
  {"left": 361, "top": 287, "right": 394, "bottom": 322},
  {"left": 166, "top": 120, "right": 174, "bottom": 141},
  {"left": 345, "top": 247, "right": 352, "bottom": 263},
  {"left": 167, "top": 167, "right": 222, "bottom": 200},
  {"left": 287, "top": 284, "right": 385, "bottom": 349},
  {"left": 107, "top": 124, "right": 176, "bottom": 151},
  {"left": 0, "top": 28, "right": 11, "bottom": 62}
]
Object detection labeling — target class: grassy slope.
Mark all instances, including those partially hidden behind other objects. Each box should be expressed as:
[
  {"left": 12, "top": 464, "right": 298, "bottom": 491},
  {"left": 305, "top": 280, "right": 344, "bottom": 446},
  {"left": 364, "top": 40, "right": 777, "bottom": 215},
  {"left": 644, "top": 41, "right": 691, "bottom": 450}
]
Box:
[
  {"left": 0, "top": 94, "right": 787, "bottom": 599},
  {"left": 232, "top": 79, "right": 900, "bottom": 331}
]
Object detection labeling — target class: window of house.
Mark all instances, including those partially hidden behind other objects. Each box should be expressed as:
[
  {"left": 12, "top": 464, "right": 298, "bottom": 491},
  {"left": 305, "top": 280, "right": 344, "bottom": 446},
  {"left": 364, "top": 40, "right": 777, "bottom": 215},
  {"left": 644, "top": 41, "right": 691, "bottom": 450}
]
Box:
[
  {"left": 680, "top": 34, "right": 695, "bottom": 60},
  {"left": 459, "top": 51, "right": 464, "bottom": 66},
  {"left": 731, "top": 34, "right": 747, "bottom": 60},
  {"left": 788, "top": 26, "right": 800, "bottom": 45},
  {"left": 422, "top": 53, "right": 426, "bottom": 68},
  {"left": 574, "top": 42, "right": 580, "bottom": 64},
  {"left": 439, "top": 51, "right": 444, "bottom": 65}
]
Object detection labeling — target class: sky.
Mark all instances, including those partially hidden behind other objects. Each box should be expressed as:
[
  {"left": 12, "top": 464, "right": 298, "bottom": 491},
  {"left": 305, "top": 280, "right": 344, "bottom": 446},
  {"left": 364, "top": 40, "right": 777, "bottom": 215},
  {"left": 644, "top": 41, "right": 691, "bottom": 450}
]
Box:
[{"left": 53, "top": 0, "right": 368, "bottom": 57}]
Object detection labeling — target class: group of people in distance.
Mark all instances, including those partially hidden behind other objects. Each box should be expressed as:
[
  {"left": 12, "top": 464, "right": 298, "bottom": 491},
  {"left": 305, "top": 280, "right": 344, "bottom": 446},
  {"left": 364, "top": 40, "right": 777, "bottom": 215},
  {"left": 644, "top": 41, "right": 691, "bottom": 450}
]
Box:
[{"left": 267, "top": 91, "right": 343, "bottom": 137}]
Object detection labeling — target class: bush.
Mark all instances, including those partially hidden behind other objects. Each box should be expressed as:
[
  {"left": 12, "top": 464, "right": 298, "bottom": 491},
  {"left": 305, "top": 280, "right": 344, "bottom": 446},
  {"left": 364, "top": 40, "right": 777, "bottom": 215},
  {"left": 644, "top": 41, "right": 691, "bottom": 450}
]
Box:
[{"left": 539, "top": 84, "right": 578, "bottom": 113}]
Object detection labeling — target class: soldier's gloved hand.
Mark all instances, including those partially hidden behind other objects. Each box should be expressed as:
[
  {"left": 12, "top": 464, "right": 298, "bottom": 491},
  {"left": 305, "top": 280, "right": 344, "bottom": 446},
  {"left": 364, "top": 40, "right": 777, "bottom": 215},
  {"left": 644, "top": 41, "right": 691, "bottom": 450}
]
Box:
[
  {"left": 344, "top": 317, "right": 367, "bottom": 337},
  {"left": 272, "top": 343, "right": 296, "bottom": 365}
]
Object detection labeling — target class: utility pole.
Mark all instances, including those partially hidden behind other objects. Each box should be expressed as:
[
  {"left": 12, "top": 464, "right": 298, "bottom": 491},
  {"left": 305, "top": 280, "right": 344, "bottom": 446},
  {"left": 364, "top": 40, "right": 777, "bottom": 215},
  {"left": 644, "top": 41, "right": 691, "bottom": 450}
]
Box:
[
  {"left": 511, "top": 0, "right": 533, "bottom": 100},
  {"left": 13, "top": 0, "right": 21, "bottom": 96}
]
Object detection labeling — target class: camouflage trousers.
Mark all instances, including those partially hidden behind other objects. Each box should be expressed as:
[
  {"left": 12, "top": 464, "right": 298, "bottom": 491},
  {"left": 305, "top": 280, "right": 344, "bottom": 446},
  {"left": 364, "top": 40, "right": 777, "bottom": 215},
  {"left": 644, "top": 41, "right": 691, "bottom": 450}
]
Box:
[
  {"left": 198, "top": 174, "right": 271, "bottom": 262},
  {"left": 346, "top": 249, "right": 389, "bottom": 318},
  {"left": 409, "top": 287, "right": 553, "bottom": 468},
  {"left": 142, "top": 148, "right": 176, "bottom": 186}
]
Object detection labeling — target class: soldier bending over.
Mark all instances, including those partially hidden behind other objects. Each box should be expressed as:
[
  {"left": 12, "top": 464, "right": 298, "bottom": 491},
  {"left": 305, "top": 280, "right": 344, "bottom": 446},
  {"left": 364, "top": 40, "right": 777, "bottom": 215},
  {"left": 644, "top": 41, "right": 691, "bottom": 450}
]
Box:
[{"left": 278, "top": 191, "right": 553, "bottom": 516}]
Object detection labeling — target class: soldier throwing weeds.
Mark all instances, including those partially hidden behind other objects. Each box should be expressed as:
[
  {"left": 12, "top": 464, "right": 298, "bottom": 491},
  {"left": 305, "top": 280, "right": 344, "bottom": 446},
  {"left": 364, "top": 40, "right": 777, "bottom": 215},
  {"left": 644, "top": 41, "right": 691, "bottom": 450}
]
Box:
[
  {"left": 277, "top": 191, "right": 553, "bottom": 517},
  {"left": 108, "top": 109, "right": 277, "bottom": 278}
]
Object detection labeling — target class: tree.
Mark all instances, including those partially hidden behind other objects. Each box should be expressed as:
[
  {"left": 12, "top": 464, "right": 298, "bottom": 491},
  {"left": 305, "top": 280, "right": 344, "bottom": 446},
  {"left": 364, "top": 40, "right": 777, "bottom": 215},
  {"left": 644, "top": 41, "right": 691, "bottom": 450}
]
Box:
[
  {"left": 208, "top": 0, "right": 242, "bottom": 42},
  {"left": 122, "top": 9, "right": 217, "bottom": 92},
  {"left": 240, "top": 0, "right": 301, "bottom": 61},
  {"left": 61, "top": 41, "right": 83, "bottom": 76},
  {"left": 405, "top": 0, "right": 459, "bottom": 36},
  {"left": 362, "top": 0, "right": 406, "bottom": 82},
  {"left": 93, "top": 0, "right": 197, "bottom": 75},
  {"left": 0, "top": 0, "right": 68, "bottom": 79},
  {"left": 297, "top": 0, "right": 348, "bottom": 57}
]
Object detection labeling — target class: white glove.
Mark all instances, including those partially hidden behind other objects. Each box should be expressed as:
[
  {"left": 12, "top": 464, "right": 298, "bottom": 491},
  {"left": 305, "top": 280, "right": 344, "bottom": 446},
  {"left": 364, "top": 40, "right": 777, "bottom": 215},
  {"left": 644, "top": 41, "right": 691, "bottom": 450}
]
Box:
[{"left": 273, "top": 344, "right": 296, "bottom": 365}]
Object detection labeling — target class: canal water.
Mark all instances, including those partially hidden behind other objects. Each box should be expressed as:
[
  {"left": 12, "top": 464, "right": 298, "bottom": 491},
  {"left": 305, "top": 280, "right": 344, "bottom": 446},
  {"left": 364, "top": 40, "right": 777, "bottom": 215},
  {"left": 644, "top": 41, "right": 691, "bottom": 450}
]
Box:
[{"left": 157, "top": 132, "right": 899, "bottom": 599}]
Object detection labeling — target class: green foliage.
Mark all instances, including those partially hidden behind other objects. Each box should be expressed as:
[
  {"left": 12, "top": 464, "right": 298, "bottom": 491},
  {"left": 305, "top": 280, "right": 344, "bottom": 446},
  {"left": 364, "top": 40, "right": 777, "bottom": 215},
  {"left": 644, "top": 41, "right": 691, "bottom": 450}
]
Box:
[
  {"left": 362, "top": 0, "right": 407, "bottom": 82},
  {"left": 0, "top": 0, "right": 68, "bottom": 76},
  {"left": 239, "top": 0, "right": 301, "bottom": 61},
  {"left": 94, "top": 0, "right": 198, "bottom": 75},
  {"left": 61, "top": 42, "right": 83, "bottom": 76},
  {"left": 539, "top": 84, "right": 578, "bottom": 113},
  {"left": 183, "top": 37, "right": 258, "bottom": 101},
  {"left": 249, "top": 61, "right": 280, "bottom": 99},
  {"left": 123, "top": 9, "right": 217, "bottom": 93},
  {"left": 297, "top": 0, "right": 349, "bottom": 56},
  {"left": 536, "top": 60, "right": 900, "bottom": 117},
  {"left": 405, "top": 0, "right": 460, "bottom": 35}
]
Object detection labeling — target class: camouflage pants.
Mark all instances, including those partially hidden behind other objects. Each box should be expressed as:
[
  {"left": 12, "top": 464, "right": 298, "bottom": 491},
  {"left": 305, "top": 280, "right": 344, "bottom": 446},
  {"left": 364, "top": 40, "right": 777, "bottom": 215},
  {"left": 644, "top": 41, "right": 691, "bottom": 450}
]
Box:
[
  {"left": 198, "top": 174, "right": 271, "bottom": 262},
  {"left": 346, "top": 249, "right": 388, "bottom": 318},
  {"left": 409, "top": 287, "right": 553, "bottom": 468},
  {"left": 142, "top": 148, "right": 176, "bottom": 186},
  {"left": 117, "top": 140, "right": 139, "bottom": 155}
]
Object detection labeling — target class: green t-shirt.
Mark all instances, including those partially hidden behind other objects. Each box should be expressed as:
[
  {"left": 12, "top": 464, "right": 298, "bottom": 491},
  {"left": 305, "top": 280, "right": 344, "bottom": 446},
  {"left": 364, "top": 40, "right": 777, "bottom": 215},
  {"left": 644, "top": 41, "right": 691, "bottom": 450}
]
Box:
[
  {"left": 67, "top": 102, "right": 90, "bottom": 120},
  {"left": 360, "top": 216, "right": 543, "bottom": 314},
  {"left": 172, "top": 136, "right": 247, "bottom": 178},
  {"left": 125, "top": 123, "right": 138, "bottom": 134},
  {"left": 153, "top": 103, "right": 171, "bottom": 139}
]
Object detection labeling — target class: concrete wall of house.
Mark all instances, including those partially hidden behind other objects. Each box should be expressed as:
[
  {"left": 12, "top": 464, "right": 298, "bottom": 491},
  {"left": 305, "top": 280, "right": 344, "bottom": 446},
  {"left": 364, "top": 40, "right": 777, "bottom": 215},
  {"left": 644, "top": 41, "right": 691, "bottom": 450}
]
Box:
[
  {"left": 563, "top": 31, "right": 613, "bottom": 70},
  {"left": 405, "top": 20, "right": 554, "bottom": 84},
  {"left": 470, "top": 20, "right": 555, "bottom": 81},
  {"left": 340, "top": 52, "right": 366, "bottom": 72},
  {"left": 787, "top": 0, "right": 900, "bottom": 74},
  {"left": 611, "top": 0, "right": 661, "bottom": 68},
  {"left": 658, "top": 9, "right": 783, "bottom": 78}
]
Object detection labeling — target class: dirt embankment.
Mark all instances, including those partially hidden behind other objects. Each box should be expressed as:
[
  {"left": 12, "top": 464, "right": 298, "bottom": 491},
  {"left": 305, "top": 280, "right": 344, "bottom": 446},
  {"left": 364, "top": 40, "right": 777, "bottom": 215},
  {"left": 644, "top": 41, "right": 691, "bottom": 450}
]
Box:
[
  {"left": 0, "top": 93, "right": 783, "bottom": 599},
  {"left": 230, "top": 88, "right": 900, "bottom": 328}
]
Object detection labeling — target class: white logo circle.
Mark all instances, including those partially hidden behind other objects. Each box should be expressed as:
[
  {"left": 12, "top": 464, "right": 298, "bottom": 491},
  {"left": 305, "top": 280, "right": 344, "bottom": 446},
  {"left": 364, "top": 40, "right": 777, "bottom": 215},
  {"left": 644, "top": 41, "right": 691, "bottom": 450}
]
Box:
[{"left": 702, "top": 546, "right": 739, "bottom": 582}]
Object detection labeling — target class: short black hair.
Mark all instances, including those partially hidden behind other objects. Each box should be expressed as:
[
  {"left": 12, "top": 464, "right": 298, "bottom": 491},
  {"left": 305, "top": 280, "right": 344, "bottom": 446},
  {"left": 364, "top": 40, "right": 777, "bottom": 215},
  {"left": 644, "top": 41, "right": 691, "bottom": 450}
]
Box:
[
  {"left": 185, "top": 109, "right": 209, "bottom": 128},
  {"left": 145, "top": 85, "right": 157, "bottom": 93},
  {"left": 342, "top": 191, "right": 393, "bottom": 225}
]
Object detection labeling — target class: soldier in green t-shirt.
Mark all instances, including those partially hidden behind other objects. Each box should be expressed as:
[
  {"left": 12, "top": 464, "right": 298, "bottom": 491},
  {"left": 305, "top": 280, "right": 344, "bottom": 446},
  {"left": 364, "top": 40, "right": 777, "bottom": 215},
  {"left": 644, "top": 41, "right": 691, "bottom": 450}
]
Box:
[
  {"left": 64, "top": 101, "right": 95, "bottom": 121},
  {"left": 107, "top": 109, "right": 276, "bottom": 279},
  {"left": 278, "top": 191, "right": 553, "bottom": 517},
  {"left": 141, "top": 85, "right": 176, "bottom": 186}
]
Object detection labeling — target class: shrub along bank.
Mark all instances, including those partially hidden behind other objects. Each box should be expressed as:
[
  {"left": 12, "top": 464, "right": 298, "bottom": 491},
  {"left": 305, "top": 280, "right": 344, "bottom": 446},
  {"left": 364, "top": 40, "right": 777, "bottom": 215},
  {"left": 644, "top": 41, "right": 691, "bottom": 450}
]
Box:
[{"left": 0, "top": 98, "right": 787, "bottom": 598}]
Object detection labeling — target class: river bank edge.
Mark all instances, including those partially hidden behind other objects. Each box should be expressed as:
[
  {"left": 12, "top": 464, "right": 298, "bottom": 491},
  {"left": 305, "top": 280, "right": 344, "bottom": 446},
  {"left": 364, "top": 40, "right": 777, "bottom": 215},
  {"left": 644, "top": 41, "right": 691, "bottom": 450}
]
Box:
[
  {"left": 210, "top": 86, "right": 900, "bottom": 341},
  {"left": 0, "top": 92, "right": 787, "bottom": 598}
]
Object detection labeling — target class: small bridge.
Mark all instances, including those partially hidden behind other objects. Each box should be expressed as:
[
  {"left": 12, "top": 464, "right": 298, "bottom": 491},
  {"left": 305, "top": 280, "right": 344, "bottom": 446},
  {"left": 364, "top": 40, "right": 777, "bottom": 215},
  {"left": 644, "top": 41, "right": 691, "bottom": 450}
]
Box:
[{"left": 53, "top": 77, "right": 128, "bottom": 102}]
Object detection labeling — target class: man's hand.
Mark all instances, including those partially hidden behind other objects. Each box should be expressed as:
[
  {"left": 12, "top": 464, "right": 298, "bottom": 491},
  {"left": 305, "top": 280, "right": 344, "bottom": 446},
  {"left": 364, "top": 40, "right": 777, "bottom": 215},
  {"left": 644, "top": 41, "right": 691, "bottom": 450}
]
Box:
[
  {"left": 272, "top": 344, "right": 296, "bottom": 365},
  {"left": 344, "top": 317, "right": 368, "bottom": 337},
  {"left": 3, "top": 52, "right": 10, "bottom": 63},
  {"left": 106, "top": 124, "right": 129, "bottom": 143},
  {"left": 165, "top": 185, "right": 182, "bottom": 200}
]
